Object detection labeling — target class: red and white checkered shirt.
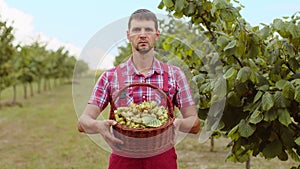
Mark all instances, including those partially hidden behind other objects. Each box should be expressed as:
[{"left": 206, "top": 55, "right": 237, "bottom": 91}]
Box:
[{"left": 88, "top": 56, "right": 195, "bottom": 111}]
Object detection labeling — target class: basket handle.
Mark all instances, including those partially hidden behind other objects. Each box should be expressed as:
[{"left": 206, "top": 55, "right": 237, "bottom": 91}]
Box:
[{"left": 110, "top": 83, "right": 174, "bottom": 119}]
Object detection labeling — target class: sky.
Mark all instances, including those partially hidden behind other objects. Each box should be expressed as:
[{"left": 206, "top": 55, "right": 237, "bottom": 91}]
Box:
[{"left": 0, "top": 0, "right": 299, "bottom": 69}]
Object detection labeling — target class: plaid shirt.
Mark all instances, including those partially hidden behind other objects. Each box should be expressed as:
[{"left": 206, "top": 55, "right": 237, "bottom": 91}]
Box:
[{"left": 88, "top": 56, "right": 195, "bottom": 111}]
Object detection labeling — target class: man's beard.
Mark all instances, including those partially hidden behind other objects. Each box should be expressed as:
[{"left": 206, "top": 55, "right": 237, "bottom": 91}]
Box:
[{"left": 135, "top": 45, "right": 152, "bottom": 55}]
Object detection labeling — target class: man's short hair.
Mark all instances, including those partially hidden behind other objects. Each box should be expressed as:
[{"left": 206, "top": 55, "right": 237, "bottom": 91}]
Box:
[{"left": 128, "top": 9, "right": 158, "bottom": 31}]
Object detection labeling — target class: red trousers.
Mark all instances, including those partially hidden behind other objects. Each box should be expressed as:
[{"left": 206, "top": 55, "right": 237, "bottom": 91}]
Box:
[{"left": 108, "top": 147, "right": 177, "bottom": 169}]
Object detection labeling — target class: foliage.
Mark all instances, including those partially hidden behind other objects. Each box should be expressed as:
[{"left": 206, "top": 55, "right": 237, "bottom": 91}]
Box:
[
  {"left": 158, "top": 0, "right": 300, "bottom": 166},
  {"left": 74, "top": 59, "right": 90, "bottom": 77},
  {"left": 0, "top": 20, "right": 16, "bottom": 94}
]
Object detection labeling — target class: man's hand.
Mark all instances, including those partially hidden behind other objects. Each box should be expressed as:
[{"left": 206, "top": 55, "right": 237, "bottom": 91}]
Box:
[
  {"left": 77, "top": 104, "right": 124, "bottom": 148},
  {"left": 172, "top": 118, "right": 182, "bottom": 145},
  {"left": 96, "top": 120, "right": 124, "bottom": 146},
  {"left": 172, "top": 105, "right": 201, "bottom": 136}
]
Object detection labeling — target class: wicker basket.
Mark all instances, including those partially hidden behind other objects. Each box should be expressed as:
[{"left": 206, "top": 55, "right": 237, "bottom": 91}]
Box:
[{"left": 110, "top": 83, "right": 175, "bottom": 158}]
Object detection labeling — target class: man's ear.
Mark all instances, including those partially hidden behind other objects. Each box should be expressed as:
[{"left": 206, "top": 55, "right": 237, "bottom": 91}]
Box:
[
  {"left": 126, "top": 30, "right": 131, "bottom": 42},
  {"left": 155, "top": 30, "right": 160, "bottom": 41}
]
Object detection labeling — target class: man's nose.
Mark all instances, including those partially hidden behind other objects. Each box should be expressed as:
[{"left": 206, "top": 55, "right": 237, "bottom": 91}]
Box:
[{"left": 138, "top": 29, "right": 147, "bottom": 36}]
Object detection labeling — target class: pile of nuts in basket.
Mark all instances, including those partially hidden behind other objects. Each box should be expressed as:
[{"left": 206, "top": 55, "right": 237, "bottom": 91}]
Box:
[{"left": 114, "top": 101, "right": 169, "bottom": 128}]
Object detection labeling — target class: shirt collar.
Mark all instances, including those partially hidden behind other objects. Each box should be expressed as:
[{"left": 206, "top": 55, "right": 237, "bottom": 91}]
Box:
[{"left": 126, "top": 56, "right": 164, "bottom": 75}]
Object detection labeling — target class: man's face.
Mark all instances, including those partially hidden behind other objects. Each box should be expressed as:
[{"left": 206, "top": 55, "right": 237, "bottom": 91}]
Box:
[{"left": 127, "top": 19, "right": 160, "bottom": 55}]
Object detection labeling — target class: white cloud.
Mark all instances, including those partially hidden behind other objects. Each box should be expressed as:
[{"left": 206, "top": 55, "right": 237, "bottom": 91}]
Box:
[{"left": 0, "top": 0, "right": 81, "bottom": 57}]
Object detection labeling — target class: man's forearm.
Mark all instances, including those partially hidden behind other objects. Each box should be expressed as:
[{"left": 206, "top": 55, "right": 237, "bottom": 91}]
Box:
[
  {"left": 78, "top": 114, "right": 100, "bottom": 134},
  {"left": 177, "top": 116, "right": 200, "bottom": 134}
]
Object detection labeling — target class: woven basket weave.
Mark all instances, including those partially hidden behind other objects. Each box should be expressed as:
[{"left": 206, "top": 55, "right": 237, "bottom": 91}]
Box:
[{"left": 110, "top": 83, "right": 175, "bottom": 157}]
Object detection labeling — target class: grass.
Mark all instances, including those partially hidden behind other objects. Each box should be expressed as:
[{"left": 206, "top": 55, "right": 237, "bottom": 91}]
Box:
[
  {"left": 0, "top": 78, "right": 110, "bottom": 169},
  {"left": 0, "top": 77, "right": 298, "bottom": 169}
]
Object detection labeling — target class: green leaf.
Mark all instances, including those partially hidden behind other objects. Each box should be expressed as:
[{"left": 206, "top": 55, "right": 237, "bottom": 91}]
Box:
[
  {"left": 288, "top": 22, "right": 300, "bottom": 38},
  {"left": 236, "top": 67, "right": 252, "bottom": 83},
  {"left": 264, "top": 109, "right": 278, "bottom": 122},
  {"left": 282, "top": 81, "right": 295, "bottom": 99},
  {"left": 227, "top": 91, "right": 242, "bottom": 107},
  {"left": 249, "top": 109, "right": 263, "bottom": 124},
  {"left": 224, "top": 40, "right": 236, "bottom": 51},
  {"left": 244, "top": 100, "right": 260, "bottom": 113},
  {"left": 163, "top": 0, "right": 174, "bottom": 8},
  {"left": 213, "top": 0, "right": 227, "bottom": 9},
  {"left": 262, "top": 140, "right": 282, "bottom": 159},
  {"left": 228, "top": 125, "right": 239, "bottom": 141},
  {"left": 257, "top": 74, "right": 269, "bottom": 87},
  {"left": 173, "top": 11, "right": 184, "bottom": 18},
  {"left": 192, "top": 74, "right": 205, "bottom": 84},
  {"left": 275, "top": 79, "right": 287, "bottom": 90},
  {"left": 294, "top": 86, "right": 300, "bottom": 103},
  {"left": 223, "top": 67, "right": 237, "bottom": 79},
  {"left": 295, "top": 136, "right": 300, "bottom": 146},
  {"left": 238, "top": 119, "right": 255, "bottom": 138},
  {"left": 292, "top": 79, "right": 300, "bottom": 86},
  {"left": 249, "top": 71, "right": 258, "bottom": 84},
  {"left": 217, "top": 36, "right": 230, "bottom": 49},
  {"left": 277, "top": 109, "right": 292, "bottom": 127},
  {"left": 257, "top": 84, "right": 269, "bottom": 91},
  {"left": 142, "top": 116, "right": 162, "bottom": 127},
  {"left": 174, "top": 0, "right": 185, "bottom": 12},
  {"left": 261, "top": 92, "right": 274, "bottom": 111},
  {"left": 253, "top": 91, "right": 263, "bottom": 103},
  {"left": 183, "top": 2, "right": 195, "bottom": 16},
  {"left": 212, "top": 77, "right": 227, "bottom": 98},
  {"left": 157, "top": 1, "right": 165, "bottom": 9},
  {"left": 234, "top": 45, "right": 245, "bottom": 58},
  {"left": 287, "top": 148, "right": 300, "bottom": 162},
  {"left": 258, "top": 26, "right": 271, "bottom": 39},
  {"left": 277, "top": 150, "right": 288, "bottom": 161},
  {"left": 234, "top": 81, "right": 249, "bottom": 96},
  {"left": 233, "top": 148, "right": 251, "bottom": 163},
  {"left": 273, "top": 91, "right": 291, "bottom": 108},
  {"left": 246, "top": 35, "right": 259, "bottom": 58},
  {"left": 288, "top": 57, "right": 300, "bottom": 71}
]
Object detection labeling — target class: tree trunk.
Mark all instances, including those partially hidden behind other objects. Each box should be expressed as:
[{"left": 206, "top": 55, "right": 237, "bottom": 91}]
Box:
[
  {"left": 48, "top": 79, "right": 51, "bottom": 90},
  {"left": 37, "top": 79, "right": 41, "bottom": 93},
  {"left": 54, "top": 78, "right": 57, "bottom": 87},
  {"left": 12, "top": 85, "right": 17, "bottom": 103},
  {"left": 210, "top": 136, "right": 214, "bottom": 152},
  {"left": 43, "top": 78, "right": 47, "bottom": 91},
  {"left": 23, "top": 83, "right": 27, "bottom": 99},
  {"left": 30, "top": 82, "right": 34, "bottom": 97},
  {"left": 246, "top": 155, "right": 251, "bottom": 169}
]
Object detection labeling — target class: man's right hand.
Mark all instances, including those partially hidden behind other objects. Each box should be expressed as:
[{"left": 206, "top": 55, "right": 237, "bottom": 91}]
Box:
[
  {"left": 96, "top": 120, "right": 124, "bottom": 146},
  {"left": 77, "top": 104, "right": 124, "bottom": 148}
]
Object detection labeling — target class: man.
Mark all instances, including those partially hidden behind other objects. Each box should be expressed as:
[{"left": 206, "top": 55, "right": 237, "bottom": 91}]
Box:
[{"left": 77, "top": 9, "right": 200, "bottom": 169}]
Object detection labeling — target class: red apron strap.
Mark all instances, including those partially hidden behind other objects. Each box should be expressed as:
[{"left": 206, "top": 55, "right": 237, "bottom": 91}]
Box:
[
  {"left": 162, "top": 62, "right": 169, "bottom": 93},
  {"left": 116, "top": 65, "right": 126, "bottom": 90},
  {"left": 110, "top": 65, "right": 126, "bottom": 119},
  {"left": 160, "top": 62, "right": 174, "bottom": 113}
]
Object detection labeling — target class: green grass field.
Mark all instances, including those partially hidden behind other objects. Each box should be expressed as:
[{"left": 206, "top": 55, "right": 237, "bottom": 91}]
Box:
[{"left": 0, "top": 78, "right": 298, "bottom": 169}]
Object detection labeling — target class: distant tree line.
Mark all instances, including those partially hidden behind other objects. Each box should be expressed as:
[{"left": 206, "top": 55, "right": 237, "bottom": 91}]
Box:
[{"left": 0, "top": 18, "right": 89, "bottom": 105}]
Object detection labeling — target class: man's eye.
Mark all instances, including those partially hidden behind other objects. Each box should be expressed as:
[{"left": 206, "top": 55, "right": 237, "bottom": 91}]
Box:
[
  {"left": 132, "top": 28, "right": 141, "bottom": 32},
  {"left": 145, "top": 28, "right": 153, "bottom": 32}
]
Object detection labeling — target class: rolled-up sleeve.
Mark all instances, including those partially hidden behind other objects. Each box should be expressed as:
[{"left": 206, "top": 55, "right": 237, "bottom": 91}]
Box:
[{"left": 88, "top": 71, "right": 111, "bottom": 110}]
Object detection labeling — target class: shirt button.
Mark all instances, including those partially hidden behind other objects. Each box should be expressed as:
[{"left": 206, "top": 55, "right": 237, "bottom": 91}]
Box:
[{"left": 142, "top": 95, "right": 146, "bottom": 99}]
